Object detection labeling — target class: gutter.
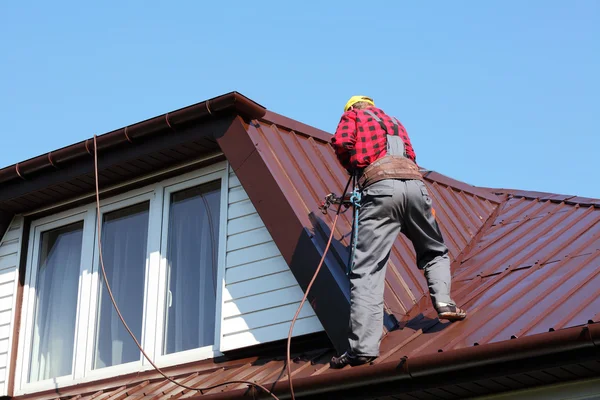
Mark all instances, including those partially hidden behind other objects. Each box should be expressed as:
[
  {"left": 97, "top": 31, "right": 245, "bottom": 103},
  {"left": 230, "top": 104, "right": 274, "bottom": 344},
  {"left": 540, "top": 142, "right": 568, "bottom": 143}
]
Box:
[
  {"left": 0, "top": 92, "right": 266, "bottom": 185},
  {"left": 192, "top": 322, "right": 600, "bottom": 399}
]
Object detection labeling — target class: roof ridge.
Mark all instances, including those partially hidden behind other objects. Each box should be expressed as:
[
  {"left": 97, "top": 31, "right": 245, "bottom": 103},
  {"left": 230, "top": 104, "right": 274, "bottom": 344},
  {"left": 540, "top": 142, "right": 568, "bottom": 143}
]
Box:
[
  {"left": 422, "top": 170, "right": 502, "bottom": 203},
  {"left": 491, "top": 188, "right": 600, "bottom": 207},
  {"left": 255, "top": 113, "right": 600, "bottom": 209}
]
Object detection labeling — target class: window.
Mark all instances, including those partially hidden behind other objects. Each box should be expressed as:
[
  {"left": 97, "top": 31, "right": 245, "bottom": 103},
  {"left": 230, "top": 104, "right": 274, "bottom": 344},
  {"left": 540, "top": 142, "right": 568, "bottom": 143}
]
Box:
[
  {"left": 94, "top": 202, "right": 150, "bottom": 369},
  {"left": 29, "top": 222, "right": 83, "bottom": 382},
  {"left": 163, "top": 181, "right": 221, "bottom": 355},
  {"left": 16, "top": 162, "right": 228, "bottom": 392}
]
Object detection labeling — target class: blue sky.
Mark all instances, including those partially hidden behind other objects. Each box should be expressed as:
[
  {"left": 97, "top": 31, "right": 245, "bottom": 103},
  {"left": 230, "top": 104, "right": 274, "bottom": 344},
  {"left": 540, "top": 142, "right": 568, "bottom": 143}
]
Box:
[{"left": 1, "top": 1, "right": 598, "bottom": 198}]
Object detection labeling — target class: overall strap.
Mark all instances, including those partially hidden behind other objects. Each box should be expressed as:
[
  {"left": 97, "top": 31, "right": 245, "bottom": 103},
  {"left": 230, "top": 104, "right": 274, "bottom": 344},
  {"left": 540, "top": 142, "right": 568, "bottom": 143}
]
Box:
[
  {"left": 362, "top": 109, "right": 406, "bottom": 157},
  {"left": 363, "top": 109, "right": 387, "bottom": 132}
]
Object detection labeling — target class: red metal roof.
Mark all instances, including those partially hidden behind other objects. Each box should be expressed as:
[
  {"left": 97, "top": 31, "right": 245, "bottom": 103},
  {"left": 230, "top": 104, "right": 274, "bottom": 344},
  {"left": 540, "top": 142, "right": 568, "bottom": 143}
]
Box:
[
  {"left": 238, "top": 115, "right": 504, "bottom": 320},
  {"left": 5, "top": 96, "right": 600, "bottom": 399}
]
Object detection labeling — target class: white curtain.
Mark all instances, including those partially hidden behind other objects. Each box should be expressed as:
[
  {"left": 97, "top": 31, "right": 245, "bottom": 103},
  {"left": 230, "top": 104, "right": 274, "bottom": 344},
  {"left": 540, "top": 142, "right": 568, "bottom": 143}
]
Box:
[
  {"left": 164, "top": 182, "right": 220, "bottom": 354},
  {"left": 29, "top": 222, "right": 83, "bottom": 382},
  {"left": 94, "top": 203, "right": 149, "bottom": 369}
]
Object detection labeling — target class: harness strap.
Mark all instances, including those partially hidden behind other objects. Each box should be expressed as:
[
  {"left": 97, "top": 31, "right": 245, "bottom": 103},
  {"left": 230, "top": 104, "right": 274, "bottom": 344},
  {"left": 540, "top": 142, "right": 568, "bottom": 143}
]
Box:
[
  {"left": 347, "top": 184, "right": 361, "bottom": 276},
  {"left": 358, "top": 155, "right": 423, "bottom": 188},
  {"left": 363, "top": 109, "right": 406, "bottom": 158},
  {"left": 363, "top": 109, "right": 402, "bottom": 128}
]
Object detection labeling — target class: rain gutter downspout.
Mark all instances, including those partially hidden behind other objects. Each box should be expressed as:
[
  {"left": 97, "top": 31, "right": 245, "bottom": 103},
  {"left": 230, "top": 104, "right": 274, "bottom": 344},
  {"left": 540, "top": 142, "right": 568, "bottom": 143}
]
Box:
[
  {"left": 0, "top": 92, "right": 266, "bottom": 185},
  {"left": 192, "top": 323, "right": 600, "bottom": 399}
]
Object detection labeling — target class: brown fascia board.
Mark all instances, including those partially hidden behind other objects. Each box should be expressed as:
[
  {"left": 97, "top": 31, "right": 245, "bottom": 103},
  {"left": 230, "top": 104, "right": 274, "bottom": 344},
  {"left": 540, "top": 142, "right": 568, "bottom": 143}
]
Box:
[
  {"left": 189, "top": 322, "right": 600, "bottom": 400},
  {"left": 216, "top": 117, "right": 351, "bottom": 355},
  {"left": 0, "top": 92, "right": 265, "bottom": 185}
]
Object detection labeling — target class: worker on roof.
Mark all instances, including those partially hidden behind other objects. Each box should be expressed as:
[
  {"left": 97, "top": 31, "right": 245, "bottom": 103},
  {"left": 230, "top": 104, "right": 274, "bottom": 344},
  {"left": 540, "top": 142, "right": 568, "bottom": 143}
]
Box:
[{"left": 329, "top": 95, "right": 467, "bottom": 369}]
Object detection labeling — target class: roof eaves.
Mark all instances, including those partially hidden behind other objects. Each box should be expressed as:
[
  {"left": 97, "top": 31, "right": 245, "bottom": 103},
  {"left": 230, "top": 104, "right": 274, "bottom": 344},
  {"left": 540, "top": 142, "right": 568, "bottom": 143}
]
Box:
[
  {"left": 0, "top": 92, "right": 266, "bottom": 242},
  {"left": 0, "top": 92, "right": 266, "bottom": 186}
]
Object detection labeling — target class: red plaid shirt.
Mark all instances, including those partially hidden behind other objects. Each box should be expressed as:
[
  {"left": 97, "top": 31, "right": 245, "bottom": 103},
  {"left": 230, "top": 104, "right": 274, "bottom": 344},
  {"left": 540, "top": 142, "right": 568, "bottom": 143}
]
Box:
[{"left": 331, "top": 107, "right": 417, "bottom": 172}]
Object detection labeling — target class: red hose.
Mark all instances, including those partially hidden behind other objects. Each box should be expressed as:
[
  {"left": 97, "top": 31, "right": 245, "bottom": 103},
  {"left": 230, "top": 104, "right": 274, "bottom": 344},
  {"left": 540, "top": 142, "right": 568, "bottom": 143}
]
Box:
[{"left": 286, "top": 176, "right": 353, "bottom": 400}]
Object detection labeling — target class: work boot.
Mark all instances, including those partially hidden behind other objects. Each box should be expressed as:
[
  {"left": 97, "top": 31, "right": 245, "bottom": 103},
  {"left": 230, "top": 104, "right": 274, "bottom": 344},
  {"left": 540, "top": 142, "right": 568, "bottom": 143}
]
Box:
[
  {"left": 436, "top": 303, "right": 467, "bottom": 321},
  {"left": 330, "top": 352, "right": 377, "bottom": 369}
]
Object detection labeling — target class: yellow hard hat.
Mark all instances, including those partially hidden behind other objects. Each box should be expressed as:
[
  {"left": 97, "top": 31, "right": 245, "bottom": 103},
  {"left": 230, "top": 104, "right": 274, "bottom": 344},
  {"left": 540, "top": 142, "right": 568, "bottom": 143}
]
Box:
[{"left": 344, "top": 95, "right": 375, "bottom": 112}]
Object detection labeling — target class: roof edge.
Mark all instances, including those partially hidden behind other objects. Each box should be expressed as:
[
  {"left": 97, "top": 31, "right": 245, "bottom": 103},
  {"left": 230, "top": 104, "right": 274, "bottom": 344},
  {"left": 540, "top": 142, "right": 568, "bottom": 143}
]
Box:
[
  {"left": 192, "top": 322, "right": 600, "bottom": 399},
  {"left": 261, "top": 110, "right": 333, "bottom": 143},
  {"left": 0, "top": 92, "right": 266, "bottom": 186},
  {"left": 487, "top": 188, "right": 600, "bottom": 207},
  {"left": 422, "top": 170, "right": 502, "bottom": 203}
]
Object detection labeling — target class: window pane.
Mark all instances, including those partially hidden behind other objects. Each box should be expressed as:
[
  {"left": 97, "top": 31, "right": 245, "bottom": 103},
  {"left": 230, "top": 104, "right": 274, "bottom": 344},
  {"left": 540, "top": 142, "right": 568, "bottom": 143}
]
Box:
[
  {"left": 164, "top": 180, "right": 221, "bottom": 354},
  {"left": 94, "top": 202, "right": 149, "bottom": 369},
  {"left": 29, "top": 222, "right": 83, "bottom": 382}
]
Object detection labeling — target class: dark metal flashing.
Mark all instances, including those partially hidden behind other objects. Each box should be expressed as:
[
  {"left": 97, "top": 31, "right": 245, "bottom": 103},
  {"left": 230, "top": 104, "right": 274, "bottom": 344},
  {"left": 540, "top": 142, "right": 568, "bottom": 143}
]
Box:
[{"left": 215, "top": 117, "right": 350, "bottom": 354}]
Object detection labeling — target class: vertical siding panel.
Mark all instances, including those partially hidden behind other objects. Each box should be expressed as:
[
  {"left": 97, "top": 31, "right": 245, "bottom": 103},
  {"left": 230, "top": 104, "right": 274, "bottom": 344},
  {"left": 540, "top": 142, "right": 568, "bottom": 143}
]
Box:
[
  {"left": 0, "top": 216, "right": 23, "bottom": 396},
  {"left": 220, "top": 170, "right": 323, "bottom": 352}
]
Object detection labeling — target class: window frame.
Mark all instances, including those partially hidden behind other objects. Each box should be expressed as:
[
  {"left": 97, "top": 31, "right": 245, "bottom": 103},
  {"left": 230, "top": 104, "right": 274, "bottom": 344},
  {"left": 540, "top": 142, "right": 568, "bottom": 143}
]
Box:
[
  {"left": 14, "top": 161, "right": 229, "bottom": 394},
  {"left": 17, "top": 209, "right": 96, "bottom": 392},
  {"left": 83, "top": 189, "right": 155, "bottom": 380},
  {"left": 152, "top": 168, "right": 228, "bottom": 367}
]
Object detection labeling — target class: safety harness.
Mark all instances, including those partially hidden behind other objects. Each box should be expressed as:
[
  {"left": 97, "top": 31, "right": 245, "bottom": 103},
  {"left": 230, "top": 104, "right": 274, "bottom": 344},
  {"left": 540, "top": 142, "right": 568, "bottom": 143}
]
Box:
[
  {"left": 347, "top": 181, "right": 361, "bottom": 275},
  {"left": 318, "top": 180, "right": 360, "bottom": 276},
  {"left": 363, "top": 109, "right": 407, "bottom": 158},
  {"left": 358, "top": 109, "right": 423, "bottom": 188}
]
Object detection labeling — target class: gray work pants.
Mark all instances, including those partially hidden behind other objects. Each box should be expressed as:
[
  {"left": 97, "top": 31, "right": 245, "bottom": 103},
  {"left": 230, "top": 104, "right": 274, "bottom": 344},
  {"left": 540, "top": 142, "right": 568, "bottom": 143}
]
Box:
[{"left": 348, "top": 178, "right": 455, "bottom": 357}]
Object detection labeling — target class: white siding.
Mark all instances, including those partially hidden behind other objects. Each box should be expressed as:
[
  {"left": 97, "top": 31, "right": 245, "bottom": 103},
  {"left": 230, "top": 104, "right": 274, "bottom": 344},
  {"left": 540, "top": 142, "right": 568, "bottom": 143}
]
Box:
[
  {"left": 220, "top": 168, "right": 323, "bottom": 351},
  {"left": 0, "top": 216, "right": 23, "bottom": 395}
]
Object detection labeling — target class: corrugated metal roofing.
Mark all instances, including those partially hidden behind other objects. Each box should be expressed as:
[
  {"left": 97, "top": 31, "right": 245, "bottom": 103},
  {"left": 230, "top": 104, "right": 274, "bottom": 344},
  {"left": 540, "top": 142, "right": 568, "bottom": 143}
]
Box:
[
  {"left": 237, "top": 111, "right": 600, "bottom": 356},
  {"left": 243, "top": 115, "right": 504, "bottom": 318},
  {"left": 19, "top": 350, "right": 600, "bottom": 400},
  {"left": 7, "top": 102, "right": 600, "bottom": 399}
]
